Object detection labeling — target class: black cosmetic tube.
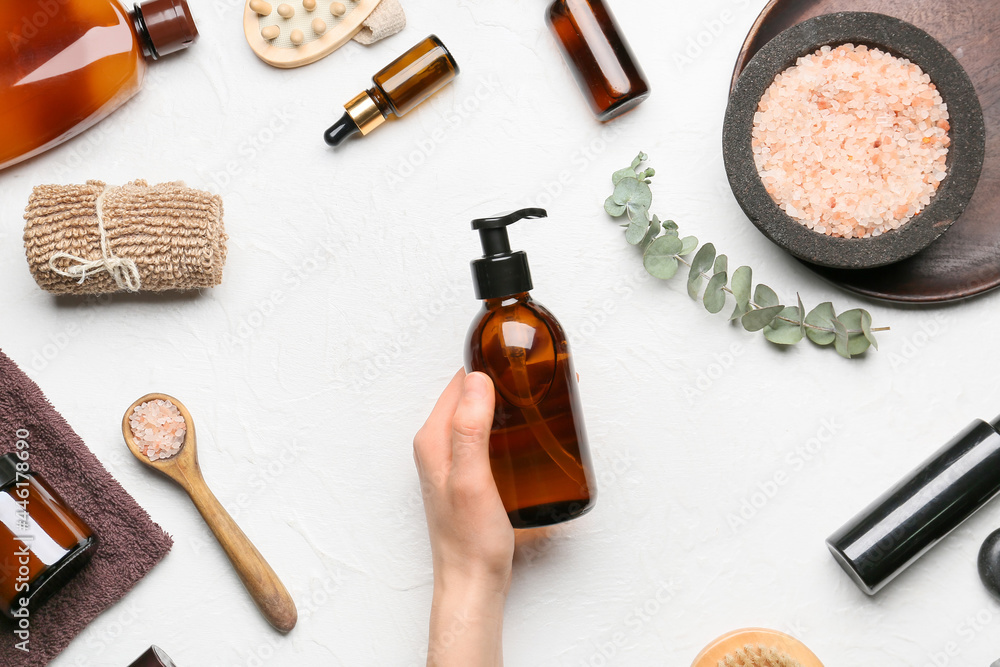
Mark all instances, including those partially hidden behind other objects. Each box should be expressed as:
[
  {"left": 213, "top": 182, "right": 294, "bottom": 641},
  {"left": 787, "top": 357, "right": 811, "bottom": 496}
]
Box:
[{"left": 827, "top": 417, "right": 1000, "bottom": 595}]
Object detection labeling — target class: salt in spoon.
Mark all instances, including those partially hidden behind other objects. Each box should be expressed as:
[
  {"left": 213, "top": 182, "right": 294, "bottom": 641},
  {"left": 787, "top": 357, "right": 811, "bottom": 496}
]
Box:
[{"left": 122, "top": 393, "right": 297, "bottom": 633}]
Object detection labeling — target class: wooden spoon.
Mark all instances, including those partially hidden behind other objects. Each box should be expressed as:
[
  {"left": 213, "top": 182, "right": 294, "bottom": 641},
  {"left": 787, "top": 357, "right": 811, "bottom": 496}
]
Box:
[
  {"left": 692, "top": 628, "right": 824, "bottom": 667},
  {"left": 122, "top": 393, "right": 297, "bottom": 633}
]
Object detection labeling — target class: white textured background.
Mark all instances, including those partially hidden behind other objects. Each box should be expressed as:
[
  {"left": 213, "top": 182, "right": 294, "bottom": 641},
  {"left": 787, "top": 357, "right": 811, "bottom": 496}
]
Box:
[{"left": 1, "top": 0, "right": 999, "bottom": 665}]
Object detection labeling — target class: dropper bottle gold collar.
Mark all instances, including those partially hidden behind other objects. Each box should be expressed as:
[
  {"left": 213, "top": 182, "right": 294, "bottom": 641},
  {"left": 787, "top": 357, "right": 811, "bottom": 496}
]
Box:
[{"left": 323, "top": 35, "right": 459, "bottom": 148}]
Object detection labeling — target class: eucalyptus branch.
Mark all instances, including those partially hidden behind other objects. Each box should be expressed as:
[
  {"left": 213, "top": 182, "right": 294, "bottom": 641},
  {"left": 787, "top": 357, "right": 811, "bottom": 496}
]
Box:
[{"left": 606, "top": 152, "right": 889, "bottom": 358}]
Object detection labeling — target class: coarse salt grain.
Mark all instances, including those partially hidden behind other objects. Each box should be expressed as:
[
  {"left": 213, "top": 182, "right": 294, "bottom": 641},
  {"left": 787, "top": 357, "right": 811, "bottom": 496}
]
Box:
[
  {"left": 129, "top": 399, "right": 186, "bottom": 461},
  {"left": 752, "top": 44, "right": 950, "bottom": 239}
]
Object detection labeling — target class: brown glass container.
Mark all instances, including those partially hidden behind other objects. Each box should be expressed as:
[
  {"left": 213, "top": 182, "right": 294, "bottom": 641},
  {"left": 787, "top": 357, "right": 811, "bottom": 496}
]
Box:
[
  {"left": 0, "top": 453, "right": 97, "bottom": 619},
  {"left": 129, "top": 645, "right": 178, "bottom": 666},
  {"left": 324, "top": 35, "right": 460, "bottom": 146},
  {"left": 465, "top": 209, "right": 597, "bottom": 528},
  {"left": 546, "top": 0, "right": 650, "bottom": 121},
  {"left": 0, "top": 0, "right": 199, "bottom": 171}
]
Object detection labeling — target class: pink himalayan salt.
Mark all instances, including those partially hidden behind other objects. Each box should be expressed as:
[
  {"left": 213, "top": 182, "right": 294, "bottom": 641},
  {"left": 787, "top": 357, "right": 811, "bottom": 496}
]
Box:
[
  {"left": 752, "top": 43, "right": 950, "bottom": 239},
  {"left": 129, "top": 399, "right": 186, "bottom": 461}
]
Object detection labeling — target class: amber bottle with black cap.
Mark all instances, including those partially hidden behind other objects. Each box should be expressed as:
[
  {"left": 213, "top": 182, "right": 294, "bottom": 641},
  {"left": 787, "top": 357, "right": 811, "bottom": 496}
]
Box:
[
  {"left": 324, "top": 35, "right": 460, "bottom": 147},
  {"left": 0, "top": 0, "right": 199, "bottom": 170},
  {"left": 465, "top": 208, "right": 597, "bottom": 528}
]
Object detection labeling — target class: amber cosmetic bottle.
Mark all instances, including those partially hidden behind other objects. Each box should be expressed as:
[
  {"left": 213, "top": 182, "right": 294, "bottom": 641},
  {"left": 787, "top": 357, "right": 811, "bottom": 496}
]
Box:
[
  {"left": 546, "top": 0, "right": 650, "bottom": 121},
  {"left": 465, "top": 209, "right": 597, "bottom": 528},
  {"left": 0, "top": 0, "right": 199, "bottom": 171},
  {"left": 0, "top": 453, "right": 96, "bottom": 619},
  {"left": 324, "top": 35, "right": 460, "bottom": 147}
]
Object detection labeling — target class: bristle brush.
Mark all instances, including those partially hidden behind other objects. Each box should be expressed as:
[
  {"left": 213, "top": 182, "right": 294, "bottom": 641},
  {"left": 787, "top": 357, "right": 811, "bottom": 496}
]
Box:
[{"left": 692, "top": 629, "right": 823, "bottom": 667}]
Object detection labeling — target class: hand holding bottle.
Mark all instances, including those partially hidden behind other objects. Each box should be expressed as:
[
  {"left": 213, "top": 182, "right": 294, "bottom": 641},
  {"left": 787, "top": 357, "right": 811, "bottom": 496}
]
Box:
[{"left": 414, "top": 369, "right": 512, "bottom": 667}]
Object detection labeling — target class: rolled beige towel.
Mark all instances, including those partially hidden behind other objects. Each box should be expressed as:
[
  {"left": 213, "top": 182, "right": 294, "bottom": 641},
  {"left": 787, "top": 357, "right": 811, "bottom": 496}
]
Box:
[{"left": 23, "top": 180, "right": 227, "bottom": 295}]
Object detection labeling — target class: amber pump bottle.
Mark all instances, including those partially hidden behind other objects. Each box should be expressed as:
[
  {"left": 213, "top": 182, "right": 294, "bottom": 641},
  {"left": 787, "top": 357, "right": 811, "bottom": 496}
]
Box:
[
  {"left": 324, "top": 35, "right": 460, "bottom": 147},
  {"left": 465, "top": 209, "right": 597, "bottom": 528},
  {"left": 0, "top": 0, "right": 199, "bottom": 171},
  {"left": 546, "top": 0, "right": 650, "bottom": 121}
]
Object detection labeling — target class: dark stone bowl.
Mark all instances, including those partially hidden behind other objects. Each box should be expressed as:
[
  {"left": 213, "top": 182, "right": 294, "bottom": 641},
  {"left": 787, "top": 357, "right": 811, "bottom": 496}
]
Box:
[{"left": 723, "top": 12, "right": 986, "bottom": 270}]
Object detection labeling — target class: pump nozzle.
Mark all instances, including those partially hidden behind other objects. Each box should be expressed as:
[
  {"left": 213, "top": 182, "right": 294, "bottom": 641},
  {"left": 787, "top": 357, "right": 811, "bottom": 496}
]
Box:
[{"left": 470, "top": 209, "right": 546, "bottom": 300}]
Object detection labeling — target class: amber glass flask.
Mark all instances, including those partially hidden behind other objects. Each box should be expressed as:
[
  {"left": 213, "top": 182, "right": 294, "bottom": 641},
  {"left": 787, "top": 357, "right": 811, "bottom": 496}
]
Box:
[
  {"left": 0, "top": 453, "right": 97, "bottom": 619},
  {"left": 465, "top": 209, "right": 596, "bottom": 528},
  {"left": 546, "top": 0, "right": 650, "bottom": 121},
  {"left": 0, "top": 0, "right": 199, "bottom": 171},
  {"left": 324, "top": 35, "right": 460, "bottom": 147}
]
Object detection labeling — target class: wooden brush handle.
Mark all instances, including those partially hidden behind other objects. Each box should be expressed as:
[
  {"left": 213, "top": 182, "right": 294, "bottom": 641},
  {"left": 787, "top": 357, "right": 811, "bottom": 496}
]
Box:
[{"left": 188, "top": 481, "right": 298, "bottom": 633}]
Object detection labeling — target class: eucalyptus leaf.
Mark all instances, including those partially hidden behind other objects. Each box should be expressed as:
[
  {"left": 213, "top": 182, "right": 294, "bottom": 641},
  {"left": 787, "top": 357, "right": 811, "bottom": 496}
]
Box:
[
  {"left": 687, "top": 243, "right": 717, "bottom": 298},
  {"left": 838, "top": 309, "right": 873, "bottom": 356},
  {"left": 612, "top": 167, "right": 638, "bottom": 185},
  {"left": 731, "top": 266, "right": 752, "bottom": 307},
  {"left": 861, "top": 310, "right": 878, "bottom": 350},
  {"left": 730, "top": 300, "right": 751, "bottom": 322},
  {"left": 703, "top": 272, "right": 728, "bottom": 314},
  {"left": 763, "top": 307, "right": 804, "bottom": 345},
  {"left": 805, "top": 302, "right": 837, "bottom": 345},
  {"left": 754, "top": 284, "right": 779, "bottom": 308},
  {"left": 714, "top": 255, "right": 728, "bottom": 275},
  {"left": 833, "top": 318, "right": 851, "bottom": 358},
  {"left": 797, "top": 293, "right": 806, "bottom": 336},
  {"left": 742, "top": 305, "right": 784, "bottom": 332},
  {"left": 640, "top": 215, "right": 661, "bottom": 247},
  {"left": 643, "top": 235, "right": 683, "bottom": 279},
  {"left": 604, "top": 196, "right": 626, "bottom": 217},
  {"left": 679, "top": 236, "right": 698, "bottom": 256},
  {"left": 664, "top": 220, "right": 679, "bottom": 231},
  {"left": 625, "top": 213, "right": 650, "bottom": 245},
  {"left": 630, "top": 152, "right": 647, "bottom": 170}
]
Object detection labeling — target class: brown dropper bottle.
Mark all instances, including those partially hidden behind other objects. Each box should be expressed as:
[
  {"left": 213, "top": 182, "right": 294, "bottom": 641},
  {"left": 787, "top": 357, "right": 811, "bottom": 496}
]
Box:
[
  {"left": 546, "top": 0, "right": 650, "bottom": 121},
  {"left": 324, "top": 35, "right": 460, "bottom": 147},
  {"left": 465, "top": 209, "right": 597, "bottom": 528},
  {"left": 0, "top": 0, "right": 199, "bottom": 171}
]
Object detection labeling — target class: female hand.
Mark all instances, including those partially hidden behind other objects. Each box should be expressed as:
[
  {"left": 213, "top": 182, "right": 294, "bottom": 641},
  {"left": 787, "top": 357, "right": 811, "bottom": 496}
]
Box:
[{"left": 414, "top": 369, "right": 514, "bottom": 666}]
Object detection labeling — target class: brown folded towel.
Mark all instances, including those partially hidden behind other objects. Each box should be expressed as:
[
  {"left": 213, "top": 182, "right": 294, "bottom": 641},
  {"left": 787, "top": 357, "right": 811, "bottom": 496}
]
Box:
[{"left": 0, "top": 350, "right": 173, "bottom": 666}]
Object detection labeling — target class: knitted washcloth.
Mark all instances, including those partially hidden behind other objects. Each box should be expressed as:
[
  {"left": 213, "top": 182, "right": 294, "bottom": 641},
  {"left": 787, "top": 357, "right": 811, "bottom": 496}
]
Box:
[
  {"left": 719, "top": 645, "right": 803, "bottom": 667},
  {"left": 23, "top": 180, "right": 227, "bottom": 295}
]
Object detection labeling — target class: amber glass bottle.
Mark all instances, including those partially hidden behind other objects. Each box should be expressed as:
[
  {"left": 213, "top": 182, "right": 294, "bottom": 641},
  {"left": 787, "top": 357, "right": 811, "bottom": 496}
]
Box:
[
  {"left": 0, "top": 0, "right": 199, "bottom": 171},
  {"left": 0, "top": 453, "right": 96, "bottom": 619},
  {"left": 324, "top": 35, "right": 460, "bottom": 147},
  {"left": 465, "top": 209, "right": 596, "bottom": 528},
  {"left": 546, "top": 0, "right": 650, "bottom": 121}
]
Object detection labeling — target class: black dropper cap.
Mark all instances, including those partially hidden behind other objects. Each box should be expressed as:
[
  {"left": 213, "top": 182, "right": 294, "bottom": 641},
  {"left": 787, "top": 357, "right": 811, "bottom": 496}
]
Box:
[
  {"left": 324, "top": 113, "right": 360, "bottom": 147},
  {"left": 470, "top": 208, "right": 546, "bottom": 300}
]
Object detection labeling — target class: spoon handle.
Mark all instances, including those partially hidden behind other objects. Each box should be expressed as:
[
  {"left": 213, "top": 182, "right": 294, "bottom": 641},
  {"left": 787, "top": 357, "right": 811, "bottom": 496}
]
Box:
[{"left": 187, "top": 479, "right": 298, "bottom": 633}]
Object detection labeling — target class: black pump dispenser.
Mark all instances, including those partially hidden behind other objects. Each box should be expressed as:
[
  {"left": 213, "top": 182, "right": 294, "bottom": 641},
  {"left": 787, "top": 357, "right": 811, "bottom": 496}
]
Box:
[{"left": 471, "top": 208, "right": 546, "bottom": 300}]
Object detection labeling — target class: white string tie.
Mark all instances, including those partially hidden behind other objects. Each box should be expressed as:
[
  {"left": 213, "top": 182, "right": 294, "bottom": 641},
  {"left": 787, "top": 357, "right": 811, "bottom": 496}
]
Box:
[{"left": 47, "top": 186, "right": 142, "bottom": 292}]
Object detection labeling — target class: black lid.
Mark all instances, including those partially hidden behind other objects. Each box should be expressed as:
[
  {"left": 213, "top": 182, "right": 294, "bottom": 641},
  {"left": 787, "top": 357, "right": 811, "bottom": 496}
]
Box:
[
  {"left": 470, "top": 208, "right": 546, "bottom": 300},
  {"left": 0, "top": 452, "right": 29, "bottom": 488}
]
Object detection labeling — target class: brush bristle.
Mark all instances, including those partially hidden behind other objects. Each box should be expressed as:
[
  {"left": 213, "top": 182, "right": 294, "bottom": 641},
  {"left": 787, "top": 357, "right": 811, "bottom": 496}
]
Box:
[{"left": 718, "top": 644, "right": 803, "bottom": 667}]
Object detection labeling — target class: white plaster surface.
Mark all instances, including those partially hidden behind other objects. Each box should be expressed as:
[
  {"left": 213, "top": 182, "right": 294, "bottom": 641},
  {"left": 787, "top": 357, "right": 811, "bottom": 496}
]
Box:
[{"left": 1, "top": 1, "right": 999, "bottom": 665}]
